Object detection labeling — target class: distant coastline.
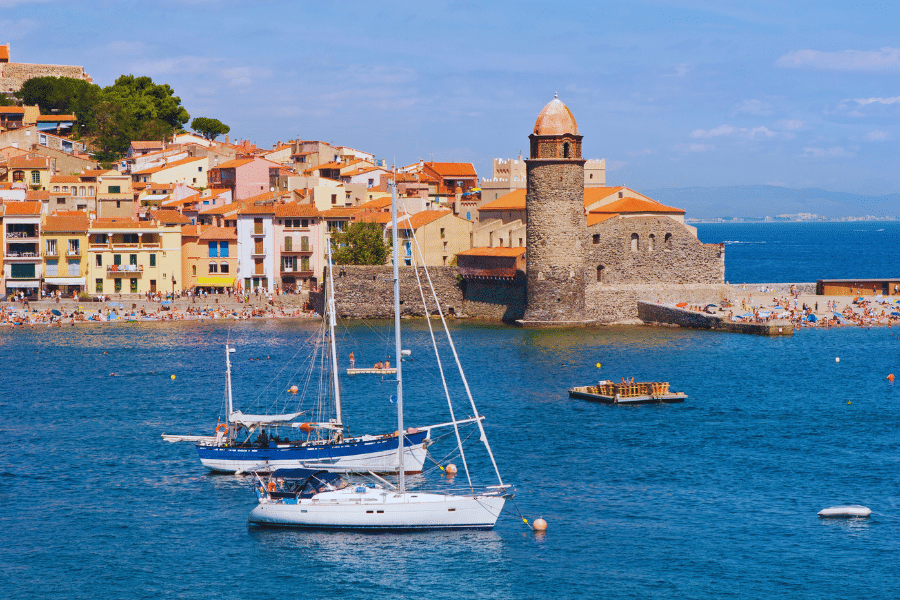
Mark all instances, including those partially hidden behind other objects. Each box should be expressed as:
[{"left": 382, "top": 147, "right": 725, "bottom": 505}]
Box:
[{"left": 688, "top": 215, "right": 899, "bottom": 224}]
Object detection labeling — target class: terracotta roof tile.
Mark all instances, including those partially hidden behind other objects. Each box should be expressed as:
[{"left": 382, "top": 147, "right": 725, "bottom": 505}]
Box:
[
  {"left": 24, "top": 190, "right": 50, "bottom": 201},
  {"left": 199, "top": 201, "right": 241, "bottom": 216},
  {"left": 4, "top": 201, "right": 43, "bottom": 215},
  {"left": 43, "top": 213, "right": 90, "bottom": 232},
  {"left": 274, "top": 203, "right": 320, "bottom": 218},
  {"left": 0, "top": 106, "right": 25, "bottom": 114},
  {"left": 91, "top": 218, "right": 158, "bottom": 230},
  {"left": 320, "top": 207, "right": 363, "bottom": 218},
  {"left": 211, "top": 158, "right": 255, "bottom": 170},
  {"left": 8, "top": 156, "right": 51, "bottom": 169},
  {"left": 181, "top": 225, "right": 200, "bottom": 237},
  {"left": 457, "top": 246, "right": 526, "bottom": 257},
  {"left": 36, "top": 115, "right": 76, "bottom": 122},
  {"left": 425, "top": 162, "right": 478, "bottom": 178},
  {"left": 357, "top": 211, "right": 409, "bottom": 225},
  {"left": 586, "top": 213, "right": 619, "bottom": 226},
  {"left": 479, "top": 190, "right": 526, "bottom": 211},
  {"left": 132, "top": 156, "right": 206, "bottom": 175},
  {"left": 130, "top": 141, "right": 165, "bottom": 149},
  {"left": 50, "top": 175, "right": 81, "bottom": 184},
  {"left": 386, "top": 210, "right": 452, "bottom": 230},
  {"left": 153, "top": 209, "right": 192, "bottom": 225},
  {"left": 198, "top": 226, "right": 238, "bottom": 241},
  {"left": 588, "top": 197, "right": 684, "bottom": 214}
]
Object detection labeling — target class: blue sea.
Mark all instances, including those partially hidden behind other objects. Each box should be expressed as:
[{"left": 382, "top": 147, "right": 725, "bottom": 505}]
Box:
[
  {"left": 696, "top": 221, "right": 900, "bottom": 283},
  {"left": 2, "top": 223, "right": 899, "bottom": 599}
]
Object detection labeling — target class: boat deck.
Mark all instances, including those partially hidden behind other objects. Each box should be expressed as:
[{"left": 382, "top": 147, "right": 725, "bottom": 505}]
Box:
[
  {"left": 347, "top": 368, "right": 397, "bottom": 375},
  {"left": 569, "top": 385, "right": 687, "bottom": 405}
]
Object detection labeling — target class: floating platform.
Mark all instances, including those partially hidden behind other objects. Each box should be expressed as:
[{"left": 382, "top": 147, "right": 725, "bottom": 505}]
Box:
[
  {"left": 347, "top": 368, "right": 397, "bottom": 375},
  {"left": 569, "top": 382, "right": 687, "bottom": 405},
  {"left": 818, "top": 505, "right": 872, "bottom": 518}
]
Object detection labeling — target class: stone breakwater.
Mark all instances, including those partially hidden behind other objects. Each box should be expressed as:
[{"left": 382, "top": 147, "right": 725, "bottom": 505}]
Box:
[{"left": 637, "top": 301, "right": 794, "bottom": 336}]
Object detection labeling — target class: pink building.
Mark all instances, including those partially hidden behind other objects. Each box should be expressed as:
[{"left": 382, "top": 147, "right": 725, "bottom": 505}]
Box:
[
  {"left": 207, "top": 157, "right": 282, "bottom": 201},
  {"left": 273, "top": 203, "right": 322, "bottom": 292}
]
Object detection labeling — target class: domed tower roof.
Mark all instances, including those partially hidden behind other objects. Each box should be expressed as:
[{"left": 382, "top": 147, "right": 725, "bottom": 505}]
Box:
[{"left": 533, "top": 95, "right": 578, "bottom": 136}]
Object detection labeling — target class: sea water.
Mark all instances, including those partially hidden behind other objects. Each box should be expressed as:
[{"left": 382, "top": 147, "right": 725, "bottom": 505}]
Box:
[{"left": 1, "top": 315, "right": 898, "bottom": 599}]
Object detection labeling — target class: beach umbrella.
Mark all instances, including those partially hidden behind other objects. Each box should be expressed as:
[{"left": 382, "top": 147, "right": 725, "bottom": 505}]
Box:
[
  {"left": 758, "top": 311, "right": 771, "bottom": 318},
  {"left": 807, "top": 314, "right": 817, "bottom": 322},
  {"left": 51, "top": 309, "right": 62, "bottom": 316}
]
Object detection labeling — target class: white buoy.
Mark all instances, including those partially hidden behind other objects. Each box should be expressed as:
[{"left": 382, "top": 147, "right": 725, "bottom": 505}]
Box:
[
  {"left": 532, "top": 517, "right": 548, "bottom": 531},
  {"left": 445, "top": 463, "right": 457, "bottom": 475},
  {"left": 835, "top": 357, "right": 840, "bottom": 363},
  {"left": 818, "top": 505, "right": 871, "bottom": 518}
]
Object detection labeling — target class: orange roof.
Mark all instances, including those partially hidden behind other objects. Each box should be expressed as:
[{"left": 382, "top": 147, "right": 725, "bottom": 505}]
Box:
[
  {"left": 386, "top": 210, "right": 452, "bottom": 230},
  {"left": 582, "top": 186, "right": 626, "bottom": 207},
  {"left": 36, "top": 115, "right": 76, "bottom": 122},
  {"left": 479, "top": 190, "right": 526, "bottom": 211},
  {"left": 0, "top": 106, "right": 25, "bottom": 114},
  {"left": 211, "top": 158, "right": 255, "bottom": 170},
  {"left": 24, "top": 190, "right": 50, "bottom": 201},
  {"left": 130, "top": 141, "right": 164, "bottom": 149},
  {"left": 274, "top": 203, "right": 319, "bottom": 218},
  {"left": 357, "top": 211, "right": 409, "bottom": 225},
  {"left": 589, "top": 197, "right": 684, "bottom": 215},
  {"left": 43, "top": 213, "right": 90, "bottom": 232},
  {"left": 4, "top": 201, "right": 42, "bottom": 216},
  {"left": 303, "top": 161, "right": 343, "bottom": 174},
  {"left": 425, "top": 162, "right": 478, "bottom": 178},
  {"left": 181, "top": 225, "right": 200, "bottom": 237},
  {"left": 153, "top": 209, "right": 192, "bottom": 225},
  {"left": 80, "top": 169, "right": 117, "bottom": 177},
  {"left": 586, "top": 213, "right": 619, "bottom": 226},
  {"left": 91, "top": 219, "right": 158, "bottom": 230},
  {"left": 132, "top": 156, "right": 205, "bottom": 176},
  {"left": 50, "top": 175, "right": 81, "bottom": 184},
  {"left": 0, "top": 46, "right": 9, "bottom": 61},
  {"left": 457, "top": 246, "right": 526, "bottom": 257},
  {"left": 356, "top": 196, "right": 392, "bottom": 211},
  {"left": 198, "top": 226, "right": 237, "bottom": 241},
  {"left": 320, "top": 207, "right": 363, "bottom": 218},
  {"left": 8, "top": 156, "right": 50, "bottom": 169},
  {"left": 533, "top": 97, "right": 578, "bottom": 136}
]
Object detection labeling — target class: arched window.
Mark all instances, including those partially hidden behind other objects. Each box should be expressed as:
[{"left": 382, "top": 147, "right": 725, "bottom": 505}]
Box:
[
  {"left": 630, "top": 233, "right": 639, "bottom": 252},
  {"left": 80, "top": 186, "right": 86, "bottom": 196},
  {"left": 220, "top": 262, "right": 229, "bottom": 273},
  {"left": 596, "top": 265, "right": 605, "bottom": 283},
  {"left": 648, "top": 233, "right": 656, "bottom": 251},
  {"left": 664, "top": 233, "right": 673, "bottom": 251},
  {"left": 208, "top": 262, "right": 218, "bottom": 273},
  {"left": 563, "top": 142, "right": 570, "bottom": 158}
]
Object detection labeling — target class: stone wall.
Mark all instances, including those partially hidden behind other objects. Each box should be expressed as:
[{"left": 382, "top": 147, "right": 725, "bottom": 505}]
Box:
[
  {"left": 637, "top": 301, "right": 794, "bottom": 336},
  {"left": 586, "top": 215, "right": 724, "bottom": 285},
  {"left": 728, "top": 282, "right": 816, "bottom": 296},
  {"left": 584, "top": 283, "right": 733, "bottom": 323},
  {"left": 0, "top": 63, "right": 93, "bottom": 94}
]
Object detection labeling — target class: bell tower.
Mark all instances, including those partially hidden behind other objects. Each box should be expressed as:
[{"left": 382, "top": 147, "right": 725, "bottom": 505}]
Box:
[{"left": 522, "top": 95, "right": 588, "bottom": 324}]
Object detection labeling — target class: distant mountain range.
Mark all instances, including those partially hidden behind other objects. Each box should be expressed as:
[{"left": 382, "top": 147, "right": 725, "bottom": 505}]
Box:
[{"left": 642, "top": 185, "right": 900, "bottom": 220}]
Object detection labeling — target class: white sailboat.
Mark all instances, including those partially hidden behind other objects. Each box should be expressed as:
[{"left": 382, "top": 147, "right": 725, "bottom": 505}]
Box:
[{"left": 247, "top": 182, "right": 511, "bottom": 530}]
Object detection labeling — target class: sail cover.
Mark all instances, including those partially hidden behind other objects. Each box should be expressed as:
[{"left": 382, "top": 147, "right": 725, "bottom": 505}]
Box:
[{"left": 229, "top": 410, "right": 304, "bottom": 427}]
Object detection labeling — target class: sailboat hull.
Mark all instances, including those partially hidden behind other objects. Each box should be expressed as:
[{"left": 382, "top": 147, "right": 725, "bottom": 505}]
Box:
[
  {"left": 197, "top": 431, "right": 430, "bottom": 474},
  {"left": 248, "top": 492, "right": 506, "bottom": 531}
]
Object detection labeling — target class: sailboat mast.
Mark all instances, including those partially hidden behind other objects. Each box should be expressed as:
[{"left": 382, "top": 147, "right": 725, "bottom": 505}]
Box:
[
  {"left": 390, "top": 180, "right": 405, "bottom": 492},
  {"left": 325, "top": 241, "right": 343, "bottom": 432},
  {"left": 225, "top": 345, "right": 234, "bottom": 422}
]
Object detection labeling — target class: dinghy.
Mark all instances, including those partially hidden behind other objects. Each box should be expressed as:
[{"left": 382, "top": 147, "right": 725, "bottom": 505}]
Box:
[{"left": 817, "top": 505, "right": 871, "bottom": 518}]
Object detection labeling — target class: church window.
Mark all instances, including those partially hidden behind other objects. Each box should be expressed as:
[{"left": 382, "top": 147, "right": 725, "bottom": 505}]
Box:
[
  {"left": 630, "top": 233, "right": 639, "bottom": 252},
  {"left": 596, "top": 265, "right": 605, "bottom": 283},
  {"left": 664, "top": 233, "right": 673, "bottom": 251},
  {"left": 648, "top": 234, "right": 656, "bottom": 251},
  {"left": 563, "top": 143, "right": 570, "bottom": 158},
  {"left": 592, "top": 234, "right": 600, "bottom": 244}
]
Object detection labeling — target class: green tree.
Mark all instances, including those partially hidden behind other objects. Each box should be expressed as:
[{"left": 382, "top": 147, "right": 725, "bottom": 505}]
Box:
[
  {"left": 105, "top": 75, "right": 190, "bottom": 129},
  {"left": 331, "top": 222, "right": 391, "bottom": 265},
  {"left": 191, "top": 116, "right": 230, "bottom": 140}
]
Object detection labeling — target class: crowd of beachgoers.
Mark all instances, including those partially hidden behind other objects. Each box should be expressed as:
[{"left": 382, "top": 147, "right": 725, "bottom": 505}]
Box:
[{"left": 691, "top": 285, "right": 900, "bottom": 328}]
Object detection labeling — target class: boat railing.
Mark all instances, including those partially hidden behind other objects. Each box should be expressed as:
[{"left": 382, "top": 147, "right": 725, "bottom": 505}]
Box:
[{"left": 592, "top": 381, "right": 670, "bottom": 397}]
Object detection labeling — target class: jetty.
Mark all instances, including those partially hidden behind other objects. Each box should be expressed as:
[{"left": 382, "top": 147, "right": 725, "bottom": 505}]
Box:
[{"left": 637, "top": 301, "right": 793, "bottom": 336}]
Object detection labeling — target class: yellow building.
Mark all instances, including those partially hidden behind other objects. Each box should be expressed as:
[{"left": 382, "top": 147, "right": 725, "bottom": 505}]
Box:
[
  {"left": 385, "top": 210, "right": 472, "bottom": 266},
  {"left": 96, "top": 171, "right": 134, "bottom": 219},
  {"left": 42, "top": 211, "right": 90, "bottom": 295},
  {"left": 6, "top": 155, "right": 53, "bottom": 190},
  {"left": 87, "top": 217, "right": 183, "bottom": 296}
]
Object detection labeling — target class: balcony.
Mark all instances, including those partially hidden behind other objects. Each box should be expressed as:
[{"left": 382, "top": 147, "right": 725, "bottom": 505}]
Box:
[
  {"left": 6, "top": 231, "right": 38, "bottom": 240},
  {"left": 107, "top": 265, "right": 143, "bottom": 276},
  {"left": 44, "top": 250, "right": 60, "bottom": 257},
  {"left": 66, "top": 250, "right": 82, "bottom": 257},
  {"left": 281, "top": 269, "right": 313, "bottom": 278},
  {"left": 5, "top": 251, "right": 41, "bottom": 260}
]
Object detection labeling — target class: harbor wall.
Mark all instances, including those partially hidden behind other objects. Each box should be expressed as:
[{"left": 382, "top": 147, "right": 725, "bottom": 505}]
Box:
[{"left": 637, "top": 301, "right": 794, "bottom": 336}]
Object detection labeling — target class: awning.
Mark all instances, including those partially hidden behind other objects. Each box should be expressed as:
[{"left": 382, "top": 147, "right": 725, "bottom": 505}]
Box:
[
  {"left": 196, "top": 276, "right": 235, "bottom": 286},
  {"left": 44, "top": 277, "right": 86, "bottom": 286},
  {"left": 6, "top": 281, "right": 39, "bottom": 288}
]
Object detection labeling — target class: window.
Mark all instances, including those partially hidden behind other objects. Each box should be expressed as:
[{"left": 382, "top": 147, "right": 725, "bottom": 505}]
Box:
[
  {"left": 123, "top": 234, "right": 138, "bottom": 244},
  {"left": 67, "top": 259, "right": 79, "bottom": 274},
  {"left": 220, "top": 262, "right": 229, "bottom": 273},
  {"left": 68, "top": 240, "right": 79, "bottom": 255},
  {"left": 11, "top": 264, "right": 35, "bottom": 278},
  {"left": 254, "top": 258, "right": 264, "bottom": 275},
  {"left": 440, "top": 228, "right": 445, "bottom": 239},
  {"left": 597, "top": 265, "right": 605, "bottom": 283},
  {"left": 114, "top": 279, "right": 122, "bottom": 292},
  {"left": 46, "top": 240, "right": 58, "bottom": 255},
  {"left": 192, "top": 265, "right": 197, "bottom": 276},
  {"left": 12, "top": 170, "right": 23, "bottom": 182},
  {"left": 301, "top": 219, "right": 308, "bottom": 228},
  {"left": 88, "top": 186, "right": 94, "bottom": 195},
  {"left": 31, "top": 171, "right": 40, "bottom": 184},
  {"left": 254, "top": 239, "right": 264, "bottom": 255},
  {"left": 630, "top": 233, "right": 639, "bottom": 252},
  {"left": 108, "top": 185, "right": 121, "bottom": 194},
  {"left": 563, "top": 143, "right": 570, "bottom": 158},
  {"left": 149, "top": 254, "right": 156, "bottom": 267},
  {"left": 219, "top": 242, "right": 228, "bottom": 257},
  {"left": 56, "top": 197, "right": 65, "bottom": 205},
  {"left": 592, "top": 234, "right": 600, "bottom": 245},
  {"left": 301, "top": 236, "right": 309, "bottom": 251},
  {"left": 284, "top": 237, "right": 292, "bottom": 251},
  {"left": 46, "top": 259, "right": 59, "bottom": 276},
  {"left": 198, "top": 166, "right": 202, "bottom": 172},
  {"left": 96, "top": 255, "right": 103, "bottom": 267},
  {"left": 129, "top": 254, "right": 137, "bottom": 266},
  {"left": 648, "top": 234, "right": 656, "bottom": 251},
  {"left": 96, "top": 278, "right": 103, "bottom": 293},
  {"left": 150, "top": 280, "right": 156, "bottom": 292},
  {"left": 301, "top": 256, "right": 310, "bottom": 271},
  {"left": 208, "top": 241, "right": 218, "bottom": 257},
  {"left": 130, "top": 278, "right": 137, "bottom": 293},
  {"left": 94, "top": 233, "right": 108, "bottom": 244},
  {"left": 281, "top": 256, "right": 296, "bottom": 271},
  {"left": 116, "top": 201, "right": 121, "bottom": 209},
  {"left": 254, "top": 218, "right": 263, "bottom": 234},
  {"left": 664, "top": 233, "right": 673, "bottom": 251},
  {"left": 331, "top": 194, "right": 337, "bottom": 205},
  {"left": 209, "top": 262, "right": 218, "bottom": 273},
  {"left": 53, "top": 186, "right": 60, "bottom": 192},
  {"left": 114, "top": 254, "right": 121, "bottom": 266}
]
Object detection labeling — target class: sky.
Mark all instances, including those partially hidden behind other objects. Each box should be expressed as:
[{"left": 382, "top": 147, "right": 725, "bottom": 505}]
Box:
[{"left": 5, "top": 0, "right": 900, "bottom": 196}]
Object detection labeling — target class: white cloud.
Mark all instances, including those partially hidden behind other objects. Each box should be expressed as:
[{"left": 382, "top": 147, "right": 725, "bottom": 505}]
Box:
[
  {"left": 690, "top": 125, "right": 736, "bottom": 138},
  {"left": 801, "top": 147, "right": 854, "bottom": 158},
  {"left": 626, "top": 148, "right": 653, "bottom": 157},
  {"left": 673, "top": 63, "right": 691, "bottom": 77},
  {"left": 776, "top": 47, "right": 900, "bottom": 72},
  {"left": 675, "top": 143, "right": 713, "bottom": 153},
  {"left": 852, "top": 95, "right": 900, "bottom": 106},
  {"left": 748, "top": 126, "right": 776, "bottom": 138},
  {"left": 222, "top": 66, "right": 272, "bottom": 88},
  {"left": 865, "top": 130, "right": 891, "bottom": 141},
  {"left": 131, "top": 56, "right": 220, "bottom": 76},
  {"left": 734, "top": 99, "right": 772, "bottom": 116},
  {"left": 776, "top": 119, "right": 803, "bottom": 130}
]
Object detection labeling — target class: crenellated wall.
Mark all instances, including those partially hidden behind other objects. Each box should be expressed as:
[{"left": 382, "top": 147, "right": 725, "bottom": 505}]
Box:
[{"left": 0, "top": 62, "right": 93, "bottom": 94}]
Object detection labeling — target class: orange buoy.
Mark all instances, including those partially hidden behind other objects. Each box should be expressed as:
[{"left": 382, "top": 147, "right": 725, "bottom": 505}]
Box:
[
  {"left": 289, "top": 385, "right": 299, "bottom": 394},
  {"left": 445, "top": 463, "right": 458, "bottom": 475},
  {"left": 888, "top": 374, "right": 895, "bottom": 382},
  {"left": 532, "top": 517, "right": 548, "bottom": 532},
  {"left": 299, "top": 423, "right": 313, "bottom": 432}
]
